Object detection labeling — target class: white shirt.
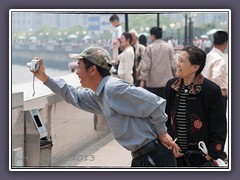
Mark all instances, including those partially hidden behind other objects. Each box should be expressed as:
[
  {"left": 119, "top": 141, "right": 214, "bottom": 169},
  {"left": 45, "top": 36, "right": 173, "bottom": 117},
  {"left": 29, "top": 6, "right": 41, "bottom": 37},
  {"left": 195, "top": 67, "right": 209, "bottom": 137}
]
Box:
[
  {"left": 202, "top": 47, "right": 228, "bottom": 91},
  {"left": 111, "top": 25, "right": 122, "bottom": 48},
  {"left": 117, "top": 46, "right": 134, "bottom": 77}
]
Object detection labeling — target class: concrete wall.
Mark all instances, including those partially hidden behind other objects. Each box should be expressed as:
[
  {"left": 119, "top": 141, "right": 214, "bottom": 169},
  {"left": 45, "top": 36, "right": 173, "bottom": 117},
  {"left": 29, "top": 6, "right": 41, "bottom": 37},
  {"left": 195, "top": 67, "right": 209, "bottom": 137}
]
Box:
[
  {"left": 12, "top": 92, "right": 24, "bottom": 166},
  {"left": 11, "top": 74, "right": 109, "bottom": 167}
]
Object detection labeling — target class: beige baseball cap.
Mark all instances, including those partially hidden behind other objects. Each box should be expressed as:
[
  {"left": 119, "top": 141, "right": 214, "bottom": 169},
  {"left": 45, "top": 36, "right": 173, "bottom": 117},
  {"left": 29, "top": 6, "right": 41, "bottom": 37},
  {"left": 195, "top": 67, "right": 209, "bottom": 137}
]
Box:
[{"left": 68, "top": 46, "right": 112, "bottom": 70}]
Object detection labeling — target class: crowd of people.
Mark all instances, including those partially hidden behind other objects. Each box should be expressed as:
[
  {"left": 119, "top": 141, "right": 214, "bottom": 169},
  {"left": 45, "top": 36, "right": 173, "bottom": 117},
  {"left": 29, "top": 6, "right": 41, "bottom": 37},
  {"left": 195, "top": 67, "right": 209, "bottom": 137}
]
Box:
[{"left": 30, "top": 14, "right": 228, "bottom": 168}]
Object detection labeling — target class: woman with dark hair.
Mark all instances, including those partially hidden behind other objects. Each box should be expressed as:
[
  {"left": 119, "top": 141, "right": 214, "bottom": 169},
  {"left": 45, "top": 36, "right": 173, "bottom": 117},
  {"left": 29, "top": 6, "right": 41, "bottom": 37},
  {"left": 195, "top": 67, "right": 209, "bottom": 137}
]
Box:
[
  {"left": 117, "top": 32, "right": 135, "bottom": 84},
  {"left": 138, "top": 34, "right": 147, "bottom": 47},
  {"left": 165, "top": 45, "right": 227, "bottom": 167}
]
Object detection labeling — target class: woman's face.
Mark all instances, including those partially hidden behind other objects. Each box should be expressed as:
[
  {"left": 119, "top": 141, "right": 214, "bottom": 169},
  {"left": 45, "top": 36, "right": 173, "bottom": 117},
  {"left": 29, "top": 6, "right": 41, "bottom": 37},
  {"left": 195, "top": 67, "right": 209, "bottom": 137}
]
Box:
[
  {"left": 176, "top": 51, "right": 199, "bottom": 80},
  {"left": 120, "top": 35, "right": 129, "bottom": 48}
]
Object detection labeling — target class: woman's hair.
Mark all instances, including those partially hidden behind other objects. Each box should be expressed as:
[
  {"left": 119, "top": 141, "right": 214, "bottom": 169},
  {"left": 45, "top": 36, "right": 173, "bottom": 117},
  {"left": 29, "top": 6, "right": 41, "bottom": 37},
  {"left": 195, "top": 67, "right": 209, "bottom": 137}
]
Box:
[
  {"left": 139, "top": 34, "right": 147, "bottom": 47},
  {"left": 182, "top": 45, "right": 206, "bottom": 75},
  {"left": 122, "top": 32, "right": 133, "bottom": 45},
  {"left": 122, "top": 32, "right": 136, "bottom": 55},
  {"left": 82, "top": 59, "right": 111, "bottom": 77}
]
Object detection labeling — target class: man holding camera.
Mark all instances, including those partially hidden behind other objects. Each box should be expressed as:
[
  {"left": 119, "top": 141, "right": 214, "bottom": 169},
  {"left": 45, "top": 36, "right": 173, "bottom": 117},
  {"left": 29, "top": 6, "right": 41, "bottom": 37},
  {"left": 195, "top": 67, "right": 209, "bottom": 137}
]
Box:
[{"left": 31, "top": 46, "right": 179, "bottom": 167}]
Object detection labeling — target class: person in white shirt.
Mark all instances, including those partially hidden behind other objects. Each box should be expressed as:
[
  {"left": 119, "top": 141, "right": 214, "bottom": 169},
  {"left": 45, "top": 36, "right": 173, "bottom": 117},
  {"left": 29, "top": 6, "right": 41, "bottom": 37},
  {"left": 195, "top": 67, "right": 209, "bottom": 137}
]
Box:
[
  {"left": 109, "top": 14, "right": 123, "bottom": 64},
  {"left": 202, "top": 31, "right": 228, "bottom": 113},
  {"left": 117, "top": 32, "right": 135, "bottom": 84}
]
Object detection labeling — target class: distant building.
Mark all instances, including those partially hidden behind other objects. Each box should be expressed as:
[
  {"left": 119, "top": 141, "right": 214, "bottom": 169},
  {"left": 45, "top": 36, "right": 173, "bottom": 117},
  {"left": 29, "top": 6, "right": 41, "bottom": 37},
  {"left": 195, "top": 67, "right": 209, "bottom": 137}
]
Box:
[
  {"left": 12, "top": 12, "right": 87, "bottom": 32},
  {"left": 11, "top": 12, "right": 125, "bottom": 33}
]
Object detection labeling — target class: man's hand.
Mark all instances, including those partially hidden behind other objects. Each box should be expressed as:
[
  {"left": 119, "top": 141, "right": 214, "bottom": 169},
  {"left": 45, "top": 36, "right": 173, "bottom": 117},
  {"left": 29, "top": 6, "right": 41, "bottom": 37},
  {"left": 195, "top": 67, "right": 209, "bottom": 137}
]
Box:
[
  {"left": 221, "top": 89, "right": 228, "bottom": 97},
  {"left": 140, "top": 80, "right": 145, "bottom": 88},
  {"left": 158, "top": 133, "right": 182, "bottom": 157},
  {"left": 31, "top": 58, "right": 49, "bottom": 83},
  {"left": 205, "top": 154, "right": 212, "bottom": 161}
]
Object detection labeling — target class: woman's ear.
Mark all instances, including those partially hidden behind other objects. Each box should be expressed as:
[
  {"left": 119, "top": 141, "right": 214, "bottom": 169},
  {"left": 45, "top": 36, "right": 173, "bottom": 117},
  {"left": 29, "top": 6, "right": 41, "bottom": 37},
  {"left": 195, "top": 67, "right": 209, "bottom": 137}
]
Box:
[{"left": 194, "top": 64, "right": 200, "bottom": 72}]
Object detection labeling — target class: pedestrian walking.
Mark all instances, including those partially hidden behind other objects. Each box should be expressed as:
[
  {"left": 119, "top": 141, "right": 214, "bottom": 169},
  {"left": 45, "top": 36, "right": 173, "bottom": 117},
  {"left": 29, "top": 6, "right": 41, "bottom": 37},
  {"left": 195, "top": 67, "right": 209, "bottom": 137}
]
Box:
[
  {"left": 117, "top": 32, "right": 135, "bottom": 84},
  {"left": 202, "top": 31, "right": 228, "bottom": 113},
  {"left": 138, "top": 26, "right": 176, "bottom": 98}
]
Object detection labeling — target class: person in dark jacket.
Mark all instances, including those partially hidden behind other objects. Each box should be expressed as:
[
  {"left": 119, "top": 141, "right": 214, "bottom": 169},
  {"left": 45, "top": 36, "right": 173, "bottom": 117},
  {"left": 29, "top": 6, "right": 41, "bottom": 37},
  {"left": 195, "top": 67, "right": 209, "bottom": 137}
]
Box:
[{"left": 165, "top": 45, "right": 227, "bottom": 167}]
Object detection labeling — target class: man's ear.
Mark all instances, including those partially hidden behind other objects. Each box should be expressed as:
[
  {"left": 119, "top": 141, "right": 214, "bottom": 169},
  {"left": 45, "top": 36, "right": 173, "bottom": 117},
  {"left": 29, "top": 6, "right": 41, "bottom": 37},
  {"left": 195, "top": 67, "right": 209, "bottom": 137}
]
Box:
[{"left": 89, "top": 65, "right": 97, "bottom": 76}]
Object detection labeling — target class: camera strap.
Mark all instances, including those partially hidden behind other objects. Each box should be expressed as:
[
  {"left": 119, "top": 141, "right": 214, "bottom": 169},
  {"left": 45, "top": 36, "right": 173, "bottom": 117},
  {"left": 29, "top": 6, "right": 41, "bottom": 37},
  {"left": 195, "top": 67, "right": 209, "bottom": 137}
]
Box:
[{"left": 32, "top": 74, "right": 36, "bottom": 96}]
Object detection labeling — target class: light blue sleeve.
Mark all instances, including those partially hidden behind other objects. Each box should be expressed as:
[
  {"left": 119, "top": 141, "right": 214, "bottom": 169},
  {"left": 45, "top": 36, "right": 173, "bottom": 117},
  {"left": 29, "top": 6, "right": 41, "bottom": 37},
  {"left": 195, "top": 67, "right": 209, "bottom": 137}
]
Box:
[
  {"left": 44, "top": 77, "right": 102, "bottom": 114},
  {"left": 106, "top": 81, "right": 167, "bottom": 134}
]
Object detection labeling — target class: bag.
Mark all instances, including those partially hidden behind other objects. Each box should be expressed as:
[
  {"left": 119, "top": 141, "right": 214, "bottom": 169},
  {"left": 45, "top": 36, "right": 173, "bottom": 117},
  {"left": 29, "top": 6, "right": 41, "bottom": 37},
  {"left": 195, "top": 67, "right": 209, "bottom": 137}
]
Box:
[{"left": 184, "top": 151, "right": 218, "bottom": 167}]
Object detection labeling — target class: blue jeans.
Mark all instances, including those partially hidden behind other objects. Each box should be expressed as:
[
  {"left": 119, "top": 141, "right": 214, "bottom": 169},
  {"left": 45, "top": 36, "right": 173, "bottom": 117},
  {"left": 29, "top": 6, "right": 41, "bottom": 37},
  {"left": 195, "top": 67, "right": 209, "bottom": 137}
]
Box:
[{"left": 131, "top": 142, "right": 177, "bottom": 167}]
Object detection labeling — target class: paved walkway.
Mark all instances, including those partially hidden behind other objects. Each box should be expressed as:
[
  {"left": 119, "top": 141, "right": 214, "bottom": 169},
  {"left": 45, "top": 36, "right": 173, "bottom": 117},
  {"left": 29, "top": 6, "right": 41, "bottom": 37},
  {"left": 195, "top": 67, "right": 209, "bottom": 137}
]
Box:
[
  {"left": 76, "top": 133, "right": 132, "bottom": 167},
  {"left": 60, "top": 133, "right": 132, "bottom": 167},
  {"left": 77, "top": 138, "right": 132, "bottom": 167}
]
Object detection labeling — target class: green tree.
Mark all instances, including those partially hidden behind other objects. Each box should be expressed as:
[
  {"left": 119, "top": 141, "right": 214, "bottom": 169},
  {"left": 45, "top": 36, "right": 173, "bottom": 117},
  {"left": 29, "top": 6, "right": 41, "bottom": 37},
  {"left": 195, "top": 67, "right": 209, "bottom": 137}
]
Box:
[{"left": 128, "top": 14, "right": 171, "bottom": 33}]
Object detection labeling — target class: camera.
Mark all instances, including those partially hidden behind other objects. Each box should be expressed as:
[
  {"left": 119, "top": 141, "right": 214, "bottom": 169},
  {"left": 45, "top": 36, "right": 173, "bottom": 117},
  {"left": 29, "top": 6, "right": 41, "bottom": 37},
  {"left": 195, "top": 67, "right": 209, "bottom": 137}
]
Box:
[{"left": 27, "top": 59, "right": 40, "bottom": 72}]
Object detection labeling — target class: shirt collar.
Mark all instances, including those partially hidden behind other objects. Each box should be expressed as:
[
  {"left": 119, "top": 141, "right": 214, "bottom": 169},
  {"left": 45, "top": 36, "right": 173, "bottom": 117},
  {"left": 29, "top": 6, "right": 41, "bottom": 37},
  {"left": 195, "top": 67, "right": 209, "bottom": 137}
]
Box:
[
  {"left": 212, "top": 47, "right": 224, "bottom": 57},
  {"left": 171, "top": 74, "right": 205, "bottom": 95},
  {"left": 152, "top": 39, "right": 163, "bottom": 44},
  {"left": 95, "top": 75, "right": 111, "bottom": 96}
]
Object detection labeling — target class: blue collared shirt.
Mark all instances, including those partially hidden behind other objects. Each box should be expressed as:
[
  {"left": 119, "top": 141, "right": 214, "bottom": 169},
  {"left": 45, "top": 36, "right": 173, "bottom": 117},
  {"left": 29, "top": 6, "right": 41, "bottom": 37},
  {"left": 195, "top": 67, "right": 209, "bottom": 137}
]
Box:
[{"left": 45, "top": 76, "right": 168, "bottom": 151}]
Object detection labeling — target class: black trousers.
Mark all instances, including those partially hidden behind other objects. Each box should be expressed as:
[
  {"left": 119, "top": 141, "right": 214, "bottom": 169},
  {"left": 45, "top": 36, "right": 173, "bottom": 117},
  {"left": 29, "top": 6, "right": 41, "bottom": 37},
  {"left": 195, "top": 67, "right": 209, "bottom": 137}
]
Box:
[
  {"left": 176, "top": 155, "right": 188, "bottom": 167},
  {"left": 131, "top": 142, "right": 177, "bottom": 167}
]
